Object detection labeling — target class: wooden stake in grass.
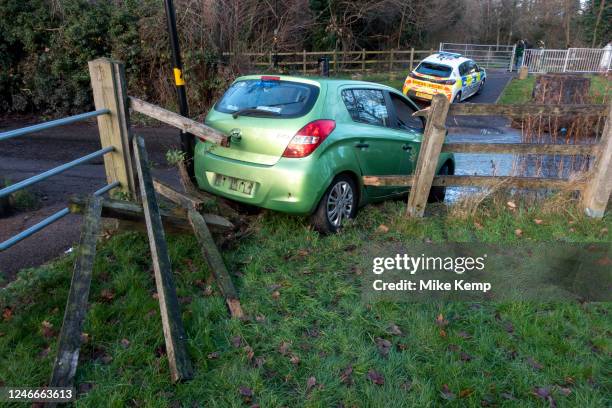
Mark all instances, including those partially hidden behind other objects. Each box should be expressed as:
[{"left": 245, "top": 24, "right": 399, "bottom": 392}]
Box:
[
  {"left": 133, "top": 135, "right": 193, "bottom": 382},
  {"left": 50, "top": 195, "right": 103, "bottom": 390},
  {"left": 188, "top": 210, "right": 244, "bottom": 319},
  {"left": 406, "top": 94, "right": 450, "bottom": 217}
]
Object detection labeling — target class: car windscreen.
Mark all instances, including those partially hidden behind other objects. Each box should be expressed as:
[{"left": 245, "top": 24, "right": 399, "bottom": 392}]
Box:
[
  {"left": 215, "top": 79, "right": 319, "bottom": 118},
  {"left": 415, "top": 62, "right": 453, "bottom": 78}
]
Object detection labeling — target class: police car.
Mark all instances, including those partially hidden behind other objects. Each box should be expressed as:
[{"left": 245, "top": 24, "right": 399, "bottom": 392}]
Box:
[{"left": 402, "top": 52, "right": 486, "bottom": 103}]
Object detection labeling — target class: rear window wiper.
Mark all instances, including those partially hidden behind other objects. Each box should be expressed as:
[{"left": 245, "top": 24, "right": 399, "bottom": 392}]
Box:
[{"left": 232, "top": 108, "right": 281, "bottom": 119}]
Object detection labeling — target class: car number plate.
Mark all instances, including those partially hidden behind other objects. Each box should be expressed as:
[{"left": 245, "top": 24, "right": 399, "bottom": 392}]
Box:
[
  {"left": 416, "top": 92, "right": 433, "bottom": 100},
  {"left": 215, "top": 175, "right": 254, "bottom": 195}
]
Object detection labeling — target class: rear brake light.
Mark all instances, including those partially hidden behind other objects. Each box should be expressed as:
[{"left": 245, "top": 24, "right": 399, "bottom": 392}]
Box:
[
  {"left": 282, "top": 120, "right": 336, "bottom": 158},
  {"left": 261, "top": 75, "right": 280, "bottom": 81}
]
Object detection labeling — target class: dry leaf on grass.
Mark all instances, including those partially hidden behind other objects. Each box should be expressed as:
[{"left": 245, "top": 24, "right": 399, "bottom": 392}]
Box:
[
  {"left": 367, "top": 369, "right": 385, "bottom": 385},
  {"left": 376, "top": 224, "right": 389, "bottom": 234}
]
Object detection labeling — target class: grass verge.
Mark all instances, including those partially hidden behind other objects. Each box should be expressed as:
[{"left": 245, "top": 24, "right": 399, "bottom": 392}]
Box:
[
  {"left": 497, "top": 74, "right": 611, "bottom": 104},
  {"left": 0, "top": 197, "right": 610, "bottom": 407}
]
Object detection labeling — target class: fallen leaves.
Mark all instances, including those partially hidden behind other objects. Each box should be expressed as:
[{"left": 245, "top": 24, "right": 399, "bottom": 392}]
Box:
[
  {"left": 238, "top": 386, "right": 253, "bottom": 403},
  {"left": 534, "top": 219, "right": 543, "bottom": 225},
  {"left": 532, "top": 386, "right": 556, "bottom": 407},
  {"left": 278, "top": 341, "right": 291, "bottom": 356},
  {"left": 2, "top": 307, "right": 13, "bottom": 321},
  {"left": 207, "top": 351, "right": 220, "bottom": 360},
  {"left": 514, "top": 228, "right": 523, "bottom": 237},
  {"left": 120, "top": 338, "right": 130, "bottom": 348},
  {"left": 306, "top": 376, "right": 317, "bottom": 392},
  {"left": 376, "top": 224, "right": 389, "bottom": 234},
  {"left": 99, "top": 289, "right": 115, "bottom": 302},
  {"left": 526, "top": 356, "right": 543, "bottom": 371},
  {"left": 340, "top": 365, "right": 353, "bottom": 386},
  {"left": 375, "top": 337, "right": 392, "bottom": 358},
  {"left": 231, "top": 336, "right": 243, "bottom": 348},
  {"left": 506, "top": 201, "right": 517, "bottom": 209},
  {"left": 367, "top": 369, "right": 384, "bottom": 385},
  {"left": 386, "top": 323, "right": 403, "bottom": 336},
  {"left": 41, "top": 321, "right": 56, "bottom": 338},
  {"left": 440, "top": 384, "right": 456, "bottom": 400}
]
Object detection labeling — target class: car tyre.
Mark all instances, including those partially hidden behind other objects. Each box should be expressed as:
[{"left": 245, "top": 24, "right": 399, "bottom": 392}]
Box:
[
  {"left": 428, "top": 163, "right": 451, "bottom": 203},
  {"left": 311, "top": 175, "right": 357, "bottom": 234},
  {"left": 453, "top": 92, "right": 462, "bottom": 103},
  {"left": 476, "top": 79, "right": 485, "bottom": 95}
]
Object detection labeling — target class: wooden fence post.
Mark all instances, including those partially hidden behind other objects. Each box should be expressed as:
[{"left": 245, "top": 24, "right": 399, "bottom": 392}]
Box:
[
  {"left": 582, "top": 100, "right": 612, "bottom": 218},
  {"left": 303, "top": 49, "right": 307, "bottom": 74},
  {"left": 333, "top": 50, "right": 338, "bottom": 74},
  {"left": 89, "top": 58, "right": 136, "bottom": 198},
  {"left": 389, "top": 49, "right": 395, "bottom": 72},
  {"left": 362, "top": 49, "right": 366, "bottom": 72},
  {"left": 406, "top": 94, "right": 450, "bottom": 217},
  {"left": 133, "top": 135, "right": 193, "bottom": 382},
  {"left": 409, "top": 48, "right": 415, "bottom": 71}
]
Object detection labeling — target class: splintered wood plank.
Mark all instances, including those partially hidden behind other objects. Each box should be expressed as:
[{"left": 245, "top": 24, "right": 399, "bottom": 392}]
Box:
[
  {"left": 50, "top": 196, "right": 103, "bottom": 389},
  {"left": 153, "top": 178, "right": 204, "bottom": 211},
  {"left": 133, "top": 135, "right": 193, "bottom": 382},
  {"left": 129, "top": 97, "right": 228, "bottom": 146},
  {"left": 188, "top": 209, "right": 244, "bottom": 319},
  {"left": 448, "top": 103, "right": 607, "bottom": 117}
]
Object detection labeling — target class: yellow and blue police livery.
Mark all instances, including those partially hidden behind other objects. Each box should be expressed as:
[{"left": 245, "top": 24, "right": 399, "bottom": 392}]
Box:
[{"left": 402, "top": 52, "right": 486, "bottom": 103}]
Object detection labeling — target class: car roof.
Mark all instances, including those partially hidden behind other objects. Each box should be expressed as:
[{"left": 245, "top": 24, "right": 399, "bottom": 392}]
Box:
[
  {"left": 419, "top": 52, "right": 473, "bottom": 68},
  {"left": 233, "top": 74, "right": 399, "bottom": 93}
]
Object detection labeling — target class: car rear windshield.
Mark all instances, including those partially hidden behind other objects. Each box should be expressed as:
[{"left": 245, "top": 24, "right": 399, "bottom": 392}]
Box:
[
  {"left": 215, "top": 79, "right": 319, "bottom": 118},
  {"left": 415, "top": 62, "right": 453, "bottom": 78}
]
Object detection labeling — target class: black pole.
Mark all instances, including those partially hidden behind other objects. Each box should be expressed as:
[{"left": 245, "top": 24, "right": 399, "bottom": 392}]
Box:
[{"left": 163, "top": 0, "right": 195, "bottom": 180}]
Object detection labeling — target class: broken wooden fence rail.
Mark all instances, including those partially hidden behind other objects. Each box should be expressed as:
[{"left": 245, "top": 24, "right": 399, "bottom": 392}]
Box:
[
  {"left": 68, "top": 196, "right": 234, "bottom": 234},
  {"left": 152, "top": 175, "right": 245, "bottom": 319},
  {"left": 129, "top": 96, "right": 228, "bottom": 146},
  {"left": 133, "top": 135, "right": 193, "bottom": 382},
  {"left": 49, "top": 196, "right": 103, "bottom": 394},
  {"left": 364, "top": 98, "right": 612, "bottom": 218}
]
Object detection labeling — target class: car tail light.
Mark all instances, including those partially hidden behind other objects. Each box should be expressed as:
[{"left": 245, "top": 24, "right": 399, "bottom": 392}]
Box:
[{"left": 282, "top": 120, "right": 336, "bottom": 158}]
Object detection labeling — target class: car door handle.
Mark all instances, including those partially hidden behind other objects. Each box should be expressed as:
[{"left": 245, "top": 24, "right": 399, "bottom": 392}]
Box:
[
  {"left": 402, "top": 144, "right": 412, "bottom": 151},
  {"left": 355, "top": 143, "right": 369, "bottom": 149}
]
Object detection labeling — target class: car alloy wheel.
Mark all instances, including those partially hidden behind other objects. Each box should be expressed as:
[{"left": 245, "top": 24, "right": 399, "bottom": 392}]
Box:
[{"left": 326, "top": 181, "right": 354, "bottom": 227}]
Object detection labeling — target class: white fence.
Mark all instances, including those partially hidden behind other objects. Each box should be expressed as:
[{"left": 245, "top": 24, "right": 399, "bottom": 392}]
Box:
[
  {"left": 522, "top": 47, "right": 612, "bottom": 73},
  {"left": 439, "top": 43, "right": 516, "bottom": 70}
]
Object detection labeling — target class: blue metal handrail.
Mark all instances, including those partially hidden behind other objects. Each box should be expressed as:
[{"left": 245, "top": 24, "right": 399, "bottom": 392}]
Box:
[
  {"left": 0, "top": 181, "right": 119, "bottom": 251},
  {"left": 0, "top": 146, "right": 114, "bottom": 199},
  {"left": 0, "top": 109, "right": 110, "bottom": 141},
  {"left": 0, "top": 108, "right": 120, "bottom": 251}
]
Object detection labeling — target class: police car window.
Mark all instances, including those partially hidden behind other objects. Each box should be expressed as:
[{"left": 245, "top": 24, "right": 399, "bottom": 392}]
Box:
[
  {"left": 415, "top": 62, "right": 452, "bottom": 78},
  {"left": 389, "top": 93, "right": 424, "bottom": 133},
  {"left": 468, "top": 61, "right": 478, "bottom": 74},
  {"left": 459, "top": 62, "right": 469, "bottom": 76},
  {"left": 342, "top": 89, "right": 389, "bottom": 127}
]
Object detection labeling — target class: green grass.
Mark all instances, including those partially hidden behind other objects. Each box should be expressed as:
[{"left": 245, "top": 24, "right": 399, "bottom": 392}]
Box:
[
  {"left": 498, "top": 74, "right": 611, "bottom": 105},
  {"left": 0, "top": 199, "right": 610, "bottom": 407}
]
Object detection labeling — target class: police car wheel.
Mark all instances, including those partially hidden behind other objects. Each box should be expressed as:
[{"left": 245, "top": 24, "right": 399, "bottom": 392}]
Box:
[
  {"left": 476, "top": 79, "right": 485, "bottom": 95},
  {"left": 453, "top": 92, "right": 462, "bottom": 103}
]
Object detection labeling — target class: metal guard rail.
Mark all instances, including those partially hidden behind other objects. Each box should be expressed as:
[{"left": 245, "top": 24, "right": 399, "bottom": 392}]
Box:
[
  {"left": 0, "top": 109, "right": 116, "bottom": 251},
  {"left": 0, "top": 109, "right": 110, "bottom": 141},
  {"left": 0, "top": 181, "right": 119, "bottom": 251}
]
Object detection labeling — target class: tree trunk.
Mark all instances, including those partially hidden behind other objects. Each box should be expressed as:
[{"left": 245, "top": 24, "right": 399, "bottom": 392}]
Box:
[{"left": 592, "top": 0, "right": 606, "bottom": 48}]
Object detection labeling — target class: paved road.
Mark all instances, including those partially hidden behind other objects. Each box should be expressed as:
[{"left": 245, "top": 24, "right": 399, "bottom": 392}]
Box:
[{"left": 0, "top": 70, "right": 514, "bottom": 281}]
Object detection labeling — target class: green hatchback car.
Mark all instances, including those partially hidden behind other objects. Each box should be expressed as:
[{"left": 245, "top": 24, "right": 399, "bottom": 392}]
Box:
[{"left": 194, "top": 75, "right": 454, "bottom": 233}]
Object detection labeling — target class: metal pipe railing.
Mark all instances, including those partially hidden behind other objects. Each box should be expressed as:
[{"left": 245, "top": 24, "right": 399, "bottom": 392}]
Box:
[
  {"left": 0, "top": 146, "right": 114, "bottom": 199},
  {"left": 0, "top": 181, "right": 119, "bottom": 251},
  {"left": 0, "top": 109, "right": 110, "bottom": 142}
]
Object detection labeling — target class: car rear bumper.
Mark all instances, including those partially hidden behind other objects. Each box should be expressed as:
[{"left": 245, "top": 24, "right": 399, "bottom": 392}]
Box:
[{"left": 194, "top": 142, "right": 325, "bottom": 214}]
